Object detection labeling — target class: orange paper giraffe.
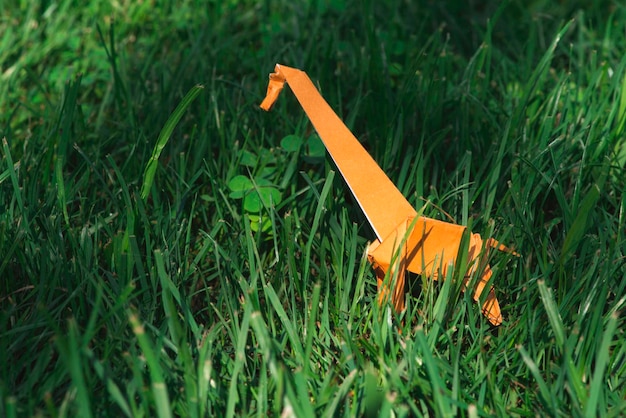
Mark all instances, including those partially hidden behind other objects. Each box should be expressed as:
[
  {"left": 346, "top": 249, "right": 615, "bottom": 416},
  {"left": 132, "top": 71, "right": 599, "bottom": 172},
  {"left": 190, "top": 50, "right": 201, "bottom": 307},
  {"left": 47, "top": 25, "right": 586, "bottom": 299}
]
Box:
[{"left": 260, "top": 64, "right": 514, "bottom": 326}]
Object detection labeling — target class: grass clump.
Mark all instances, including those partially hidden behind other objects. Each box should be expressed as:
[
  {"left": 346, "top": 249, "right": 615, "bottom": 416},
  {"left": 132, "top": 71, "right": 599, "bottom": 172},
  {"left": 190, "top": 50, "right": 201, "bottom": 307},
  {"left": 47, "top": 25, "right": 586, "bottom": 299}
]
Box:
[{"left": 1, "top": 0, "right": 625, "bottom": 416}]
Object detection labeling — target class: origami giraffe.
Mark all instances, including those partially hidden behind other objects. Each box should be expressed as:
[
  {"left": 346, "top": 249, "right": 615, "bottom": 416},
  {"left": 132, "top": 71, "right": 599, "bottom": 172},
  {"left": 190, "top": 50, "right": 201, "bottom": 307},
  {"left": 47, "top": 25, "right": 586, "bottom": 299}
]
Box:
[{"left": 260, "top": 64, "right": 515, "bottom": 326}]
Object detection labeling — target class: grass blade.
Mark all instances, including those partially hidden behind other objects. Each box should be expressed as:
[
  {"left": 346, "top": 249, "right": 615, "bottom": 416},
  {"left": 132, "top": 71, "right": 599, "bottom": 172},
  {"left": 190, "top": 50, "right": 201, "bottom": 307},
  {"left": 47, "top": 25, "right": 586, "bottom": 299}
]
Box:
[
  {"left": 226, "top": 302, "right": 251, "bottom": 418},
  {"left": 518, "top": 344, "right": 555, "bottom": 414},
  {"left": 1, "top": 138, "right": 29, "bottom": 233},
  {"left": 128, "top": 312, "right": 172, "bottom": 418},
  {"left": 141, "top": 84, "right": 204, "bottom": 201},
  {"left": 54, "top": 319, "right": 93, "bottom": 418},
  {"left": 262, "top": 282, "right": 304, "bottom": 359},
  {"left": 584, "top": 312, "right": 619, "bottom": 416},
  {"left": 537, "top": 280, "right": 565, "bottom": 350},
  {"left": 303, "top": 171, "right": 335, "bottom": 284},
  {"left": 559, "top": 184, "right": 600, "bottom": 265}
]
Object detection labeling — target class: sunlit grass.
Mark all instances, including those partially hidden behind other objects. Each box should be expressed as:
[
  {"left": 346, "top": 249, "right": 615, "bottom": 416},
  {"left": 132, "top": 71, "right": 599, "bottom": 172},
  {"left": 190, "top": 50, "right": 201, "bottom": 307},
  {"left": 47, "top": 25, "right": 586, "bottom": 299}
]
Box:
[{"left": 1, "top": 1, "right": 625, "bottom": 416}]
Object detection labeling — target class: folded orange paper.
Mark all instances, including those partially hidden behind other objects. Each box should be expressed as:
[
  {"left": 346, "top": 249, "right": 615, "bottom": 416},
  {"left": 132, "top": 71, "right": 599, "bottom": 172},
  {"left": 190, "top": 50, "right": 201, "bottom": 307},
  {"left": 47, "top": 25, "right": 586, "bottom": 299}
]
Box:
[{"left": 260, "top": 63, "right": 514, "bottom": 326}]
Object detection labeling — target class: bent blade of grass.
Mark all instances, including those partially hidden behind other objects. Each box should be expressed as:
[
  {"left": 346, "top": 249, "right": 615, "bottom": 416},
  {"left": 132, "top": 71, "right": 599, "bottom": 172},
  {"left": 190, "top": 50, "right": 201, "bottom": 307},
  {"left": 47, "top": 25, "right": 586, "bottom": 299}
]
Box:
[{"left": 141, "top": 84, "right": 204, "bottom": 201}]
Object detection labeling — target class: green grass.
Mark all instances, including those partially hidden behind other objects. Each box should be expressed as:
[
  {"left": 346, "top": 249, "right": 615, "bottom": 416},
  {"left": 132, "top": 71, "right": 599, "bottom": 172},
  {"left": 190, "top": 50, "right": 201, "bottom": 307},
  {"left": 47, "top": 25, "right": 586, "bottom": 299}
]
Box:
[{"left": 1, "top": 0, "right": 625, "bottom": 416}]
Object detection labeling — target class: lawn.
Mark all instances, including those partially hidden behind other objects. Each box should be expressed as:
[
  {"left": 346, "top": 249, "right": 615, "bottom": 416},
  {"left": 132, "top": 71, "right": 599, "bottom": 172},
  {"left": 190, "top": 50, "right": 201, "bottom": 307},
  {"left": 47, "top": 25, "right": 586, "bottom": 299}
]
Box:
[{"left": 1, "top": 0, "right": 625, "bottom": 416}]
